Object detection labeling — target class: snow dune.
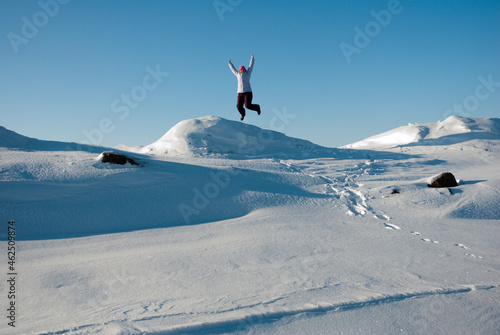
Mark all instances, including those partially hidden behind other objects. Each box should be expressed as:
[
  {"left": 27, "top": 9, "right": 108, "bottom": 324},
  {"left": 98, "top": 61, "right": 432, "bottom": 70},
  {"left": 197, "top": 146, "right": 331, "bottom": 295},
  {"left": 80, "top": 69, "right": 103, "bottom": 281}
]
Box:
[
  {"left": 118, "top": 116, "right": 338, "bottom": 159},
  {"left": 0, "top": 115, "right": 499, "bottom": 334},
  {"left": 343, "top": 115, "right": 500, "bottom": 149},
  {"left": 0, "top": 148, "right": 330, "bottom": 239}
]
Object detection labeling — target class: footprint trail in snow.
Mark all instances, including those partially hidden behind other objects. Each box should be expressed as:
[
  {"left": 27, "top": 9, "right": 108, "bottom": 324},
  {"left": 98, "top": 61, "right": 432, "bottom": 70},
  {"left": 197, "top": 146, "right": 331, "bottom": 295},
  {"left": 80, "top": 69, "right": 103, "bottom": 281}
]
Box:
[
  {"left": 280, "top": 158, "right": 490, "bottom": 261},
  {"left": 280, "top": 159, "right": 394, "bottom": 229}
]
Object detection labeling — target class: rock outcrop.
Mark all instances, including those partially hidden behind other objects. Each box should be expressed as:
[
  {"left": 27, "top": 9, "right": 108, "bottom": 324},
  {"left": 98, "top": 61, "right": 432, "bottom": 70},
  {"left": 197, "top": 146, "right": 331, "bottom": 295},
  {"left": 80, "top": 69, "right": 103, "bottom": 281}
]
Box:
[
  {"left": 101, "top": 152, "right": 140, "bottom": 166},
  {"left": 427, "top": 172, "right": 458, "bottom": 188}
]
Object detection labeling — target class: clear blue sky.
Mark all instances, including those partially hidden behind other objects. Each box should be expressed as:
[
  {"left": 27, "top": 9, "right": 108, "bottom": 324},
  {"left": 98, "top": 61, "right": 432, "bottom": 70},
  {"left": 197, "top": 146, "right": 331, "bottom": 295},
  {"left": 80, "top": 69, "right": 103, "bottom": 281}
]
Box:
[{"left": 1, "top": 0, "right": 499, "bottom": 148}]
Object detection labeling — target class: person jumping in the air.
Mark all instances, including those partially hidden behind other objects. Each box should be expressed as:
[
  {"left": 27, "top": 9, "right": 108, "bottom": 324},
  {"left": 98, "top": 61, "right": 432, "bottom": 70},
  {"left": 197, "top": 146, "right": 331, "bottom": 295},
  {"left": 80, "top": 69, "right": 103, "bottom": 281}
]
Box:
[{"left": 228, "top": 54, "right": 261, "bottom": 121}]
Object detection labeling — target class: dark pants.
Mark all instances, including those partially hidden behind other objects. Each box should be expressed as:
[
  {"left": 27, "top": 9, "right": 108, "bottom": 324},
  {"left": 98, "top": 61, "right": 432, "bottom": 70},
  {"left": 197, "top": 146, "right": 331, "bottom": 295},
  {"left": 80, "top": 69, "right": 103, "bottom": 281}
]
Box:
[{"left": 237, "top": 92, "right": 260, "bottom": 118}]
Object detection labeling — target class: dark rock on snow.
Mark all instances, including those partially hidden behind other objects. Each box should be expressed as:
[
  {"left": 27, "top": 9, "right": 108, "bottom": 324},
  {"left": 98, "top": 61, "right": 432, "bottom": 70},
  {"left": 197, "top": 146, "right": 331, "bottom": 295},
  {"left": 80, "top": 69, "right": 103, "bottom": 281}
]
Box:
[
  {"left": 427, "top": 172, "right": 458, "bottom": 188},
  {"left": 101, "top": 152, "right": 140, "bottom": 166}
]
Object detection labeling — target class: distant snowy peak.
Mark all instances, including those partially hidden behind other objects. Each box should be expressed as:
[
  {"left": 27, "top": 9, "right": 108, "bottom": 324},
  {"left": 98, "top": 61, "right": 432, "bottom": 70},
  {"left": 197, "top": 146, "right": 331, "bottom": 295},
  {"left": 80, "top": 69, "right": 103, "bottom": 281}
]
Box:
[
  {"left": 119, "top": 116, "right": 336, "bottom": 158},
  {"left": 343, "top": 116, "right": 500, "bottom": 149}
]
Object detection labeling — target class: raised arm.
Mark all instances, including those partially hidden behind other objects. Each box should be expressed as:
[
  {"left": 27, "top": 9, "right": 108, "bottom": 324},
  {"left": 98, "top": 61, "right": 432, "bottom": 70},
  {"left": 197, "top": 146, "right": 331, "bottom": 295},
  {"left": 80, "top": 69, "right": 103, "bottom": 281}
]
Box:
[
  {"left": 228, "top": 59, "right": 238, "bottom": 76},
  {"left": 247, "top": 55, "right": 254, "bottom": 73}
]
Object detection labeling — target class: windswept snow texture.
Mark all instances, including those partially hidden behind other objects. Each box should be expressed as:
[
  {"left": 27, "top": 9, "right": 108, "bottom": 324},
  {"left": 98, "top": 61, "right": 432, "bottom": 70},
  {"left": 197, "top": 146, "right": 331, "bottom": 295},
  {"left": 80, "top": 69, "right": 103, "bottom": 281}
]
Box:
[
  {"left": 1, "top": 116, "right": 499, "bottom": 335},
  {"left": 343, "top": 116, "right": 500, "bottom": 149}
]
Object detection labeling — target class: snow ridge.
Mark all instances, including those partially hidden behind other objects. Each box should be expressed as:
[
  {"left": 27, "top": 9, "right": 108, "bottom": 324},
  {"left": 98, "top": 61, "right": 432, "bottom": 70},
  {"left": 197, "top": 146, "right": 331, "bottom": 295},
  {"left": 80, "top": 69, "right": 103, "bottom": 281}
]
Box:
[
  {"left": 118, "top": 116, "right": 337, "bottom": 158},
  {"left": 36, "top": 285, "right": 495, "bottom": 334},
  {"left": 0, "top": 125, "right": 105, "bottom": 153},
  {"left": 344, "top": 116, "right": 500, "bottom": 149}
]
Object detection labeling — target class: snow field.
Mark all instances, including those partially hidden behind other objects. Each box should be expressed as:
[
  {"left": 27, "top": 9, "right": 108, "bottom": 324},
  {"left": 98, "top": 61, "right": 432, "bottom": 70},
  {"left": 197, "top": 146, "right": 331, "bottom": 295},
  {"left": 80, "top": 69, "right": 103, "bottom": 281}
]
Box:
[
  {"left": 0, "top": 115, "right": 499, "bottom": 334},
  {"left": 13, "top": 201, "right": 499, "bottom": 334}
]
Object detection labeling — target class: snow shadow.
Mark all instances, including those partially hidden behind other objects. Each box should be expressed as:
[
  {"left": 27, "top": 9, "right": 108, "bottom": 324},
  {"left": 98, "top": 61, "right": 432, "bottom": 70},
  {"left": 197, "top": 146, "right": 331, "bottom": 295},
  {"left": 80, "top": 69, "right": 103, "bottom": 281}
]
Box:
[
  {"left": 400, "top": 132, "right": 500, "bottom": 148},
  {"left": 144, "top": 286, "right": 485, "bottom": 335},
  {"left": 4, "top": 158, "right": 330, "bottom": 241},
  {"left": 460, "top": 179, "right": 487, "bottom": 185}
]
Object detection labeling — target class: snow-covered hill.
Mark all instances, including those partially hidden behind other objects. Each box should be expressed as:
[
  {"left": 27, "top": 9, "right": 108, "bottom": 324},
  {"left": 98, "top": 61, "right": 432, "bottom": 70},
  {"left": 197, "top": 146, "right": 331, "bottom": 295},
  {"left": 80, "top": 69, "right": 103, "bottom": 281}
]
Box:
[
  {"left": 118, "top": 116, "right": 336, "bottom": 158},
  {"left": 0, "top": 117, "right": 499, "bottom": 334},
  {"left": 0, "top": 119, "right": 335, "bottom": 238},
  {"left": 0, "top": 125, "right": 105, "bottom": 153},
  {"left": 343, "top": 116, "right": 500, "bottom": 149}
]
